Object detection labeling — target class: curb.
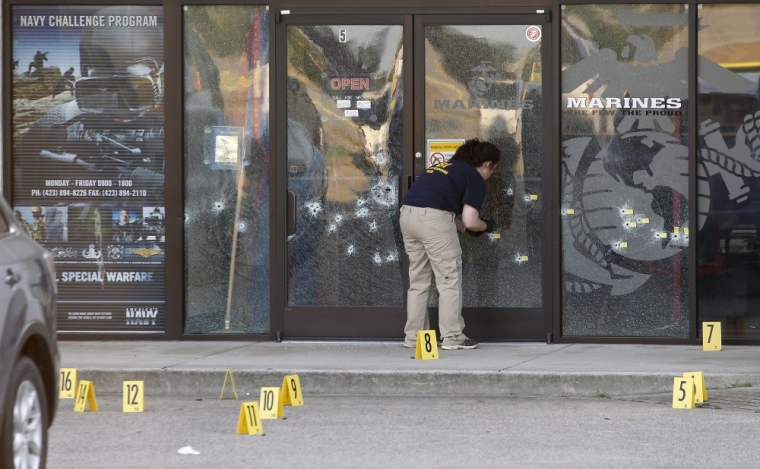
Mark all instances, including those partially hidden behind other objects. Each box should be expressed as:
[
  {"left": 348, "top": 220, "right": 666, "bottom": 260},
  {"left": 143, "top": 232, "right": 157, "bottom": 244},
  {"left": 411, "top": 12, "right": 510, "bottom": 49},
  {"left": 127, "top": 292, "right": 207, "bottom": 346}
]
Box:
[{"left": 70, "top": 369, "right": 760, "bottom": 398}]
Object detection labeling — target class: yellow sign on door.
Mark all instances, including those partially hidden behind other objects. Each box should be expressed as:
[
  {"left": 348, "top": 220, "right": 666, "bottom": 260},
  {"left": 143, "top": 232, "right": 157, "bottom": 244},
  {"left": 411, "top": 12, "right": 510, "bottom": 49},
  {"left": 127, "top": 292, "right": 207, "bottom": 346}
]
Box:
[
  {"left": 236, "top": 402, "right": 264, "bottom": 435},
  {"left": 123, "top": 381, "right": 145, "bottom": 413},
  {"left": 259, "top": 387, "right": 284, "bottom": 419},
  {"left": 415, "top": 330, "right": 438, "bottom": 360},
  {"left": 282, "top": 375, "right": 304, "bottom": 407},
  {"left": 59, "top": 368, "right": 78, "bottom": 399},
  {"left": 684, "top": 372, "right": 708, "bottom": 404},
  {"left": 74, "top": 380, "right": 98, "bottom": 412},
  {"left": 703, "top": 322, "right": 722, "bottom": 351},
  {"left": 672, "top": 377, "right": 695, "bottom": 409}
]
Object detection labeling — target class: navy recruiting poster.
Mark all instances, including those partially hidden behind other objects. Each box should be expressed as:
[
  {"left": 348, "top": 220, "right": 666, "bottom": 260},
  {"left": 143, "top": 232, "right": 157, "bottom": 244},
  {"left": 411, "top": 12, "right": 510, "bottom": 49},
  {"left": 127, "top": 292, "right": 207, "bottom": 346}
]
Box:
[{"left": 12, "top": 5, "right": 165, "bottom": 332}]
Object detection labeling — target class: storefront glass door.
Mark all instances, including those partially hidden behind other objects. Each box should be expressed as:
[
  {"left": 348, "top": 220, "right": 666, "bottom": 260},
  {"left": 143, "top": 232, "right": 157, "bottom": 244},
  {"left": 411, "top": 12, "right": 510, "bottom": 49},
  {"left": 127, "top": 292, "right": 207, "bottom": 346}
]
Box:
[
  {"left": 416, "top": 15, "right": 550, "bottom": 340},
  {"left": 278, "top": 13, "right": 550, "bottom": 340}
]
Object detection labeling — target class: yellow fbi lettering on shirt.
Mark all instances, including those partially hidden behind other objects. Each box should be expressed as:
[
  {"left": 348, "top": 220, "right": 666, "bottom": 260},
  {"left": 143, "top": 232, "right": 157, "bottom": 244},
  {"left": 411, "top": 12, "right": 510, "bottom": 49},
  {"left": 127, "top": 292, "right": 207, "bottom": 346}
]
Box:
[{"left": 426, "top": 162, "right": 452, "bottom": 175}]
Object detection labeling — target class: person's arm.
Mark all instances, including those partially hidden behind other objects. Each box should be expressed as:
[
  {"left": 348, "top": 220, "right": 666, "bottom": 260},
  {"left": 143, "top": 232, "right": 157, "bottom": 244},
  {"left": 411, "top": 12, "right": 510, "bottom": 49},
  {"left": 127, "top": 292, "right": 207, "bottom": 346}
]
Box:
[{"left": 462, "top": 204, "right": 487, "bottom": 231}]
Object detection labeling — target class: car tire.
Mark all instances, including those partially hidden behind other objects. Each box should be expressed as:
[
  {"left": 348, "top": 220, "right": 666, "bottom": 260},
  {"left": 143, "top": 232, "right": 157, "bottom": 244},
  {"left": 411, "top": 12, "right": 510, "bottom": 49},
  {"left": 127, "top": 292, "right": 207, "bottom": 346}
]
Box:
[{"left": 1, "top": 356, "right": 49, "bottom": 469}]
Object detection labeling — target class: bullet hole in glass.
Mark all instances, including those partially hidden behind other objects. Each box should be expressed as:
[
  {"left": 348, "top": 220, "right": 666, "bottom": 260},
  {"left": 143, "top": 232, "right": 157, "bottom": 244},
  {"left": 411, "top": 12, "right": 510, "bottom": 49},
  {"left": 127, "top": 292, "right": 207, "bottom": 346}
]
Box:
[{"left": 372, "top": 183, "right": 395, "bottom": 206}]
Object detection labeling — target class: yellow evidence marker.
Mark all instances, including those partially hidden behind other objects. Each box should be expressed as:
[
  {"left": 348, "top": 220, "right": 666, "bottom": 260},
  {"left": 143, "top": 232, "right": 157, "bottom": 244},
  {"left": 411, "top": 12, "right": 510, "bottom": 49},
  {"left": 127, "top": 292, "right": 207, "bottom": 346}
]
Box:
[
  {"left": 703, "top": 322, "right": 722, "bottom": 351},
  {"left": 220, "top": 369, "right": 239, "bottom": 400},
  {"left": 281, "top": 375, "right": 304, "bottom": 406},
  {"left": 74, "top": 380, "right": 99, "bottom": 412},
  {"left": 530, "top": 194, "right": 538, "bottom": 201},
  {"left": 259, "top": 387, "right": 285, "bottom": 419},
  {"left": 236, "top": 402, "right": 264, "bottom": 435},
  {"left": 672, "top": 376, "right": 695, "bottom": 409},
  {"left": 683, "top": 372, "right": 708, "bottom": 404},
  {"left": 123, "top": 381, "right": 145, "bottom": 413},
  {"left": 566, "top": 208, "right": 575, "bottom": 215},
  {"left": 59, "top": 368, "right": 78, "bottom": 399},
  {"left": 415, "top": 330, "right": 438, "bottom": 360}
]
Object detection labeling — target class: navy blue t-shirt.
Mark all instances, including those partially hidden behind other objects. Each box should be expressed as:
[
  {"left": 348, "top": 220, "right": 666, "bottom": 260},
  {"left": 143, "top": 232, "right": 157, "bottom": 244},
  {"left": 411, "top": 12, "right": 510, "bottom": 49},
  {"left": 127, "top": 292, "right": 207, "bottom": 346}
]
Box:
[{"left": 402, "top": 160, "right": 486, "bottom": 214}]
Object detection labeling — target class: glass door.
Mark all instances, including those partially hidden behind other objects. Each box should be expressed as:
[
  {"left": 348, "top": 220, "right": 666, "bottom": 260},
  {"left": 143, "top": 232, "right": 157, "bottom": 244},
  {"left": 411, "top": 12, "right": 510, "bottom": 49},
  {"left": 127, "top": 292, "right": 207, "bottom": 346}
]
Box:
[
  {"left": 415, "top": 15, "right": 551, "bottom": 340},
  {"left": 277, "top": 15, "right": 409, "bottom": 337},
  {"left": 277, "top": 13, "right": 551, "bottom": 340}
]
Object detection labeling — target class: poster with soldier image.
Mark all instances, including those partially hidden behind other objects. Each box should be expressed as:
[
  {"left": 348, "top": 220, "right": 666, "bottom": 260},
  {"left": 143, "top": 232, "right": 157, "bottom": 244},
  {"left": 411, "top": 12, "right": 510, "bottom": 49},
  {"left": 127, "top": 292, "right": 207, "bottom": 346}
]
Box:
[{"left": 12, "top": 5, "right": 165, "bottom": 333}]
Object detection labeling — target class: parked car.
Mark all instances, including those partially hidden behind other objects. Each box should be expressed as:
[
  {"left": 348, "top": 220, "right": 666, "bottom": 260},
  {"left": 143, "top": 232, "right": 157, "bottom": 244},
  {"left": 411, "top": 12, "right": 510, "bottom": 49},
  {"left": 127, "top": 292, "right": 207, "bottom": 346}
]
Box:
[{"left": 0, "top": 197, "right": 58, "bottom": 469}]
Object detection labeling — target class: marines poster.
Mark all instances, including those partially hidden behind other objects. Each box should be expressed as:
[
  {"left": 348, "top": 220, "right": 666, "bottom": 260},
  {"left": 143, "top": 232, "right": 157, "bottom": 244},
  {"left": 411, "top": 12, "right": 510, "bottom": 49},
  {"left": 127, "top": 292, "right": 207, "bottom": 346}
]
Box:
[{"left": 11, "top": 5, "right": 165, "bottom": 332}]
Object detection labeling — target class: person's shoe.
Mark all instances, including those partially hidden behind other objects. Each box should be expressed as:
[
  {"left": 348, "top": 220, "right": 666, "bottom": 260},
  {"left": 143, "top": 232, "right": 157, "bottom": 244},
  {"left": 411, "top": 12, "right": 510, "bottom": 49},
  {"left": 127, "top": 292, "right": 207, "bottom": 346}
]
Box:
[
  {"left": 403, "top": 343, "right": 413, "bottom": 348},
  {"left": 441, "top": 338, "right": 478, "bottom": 350}
]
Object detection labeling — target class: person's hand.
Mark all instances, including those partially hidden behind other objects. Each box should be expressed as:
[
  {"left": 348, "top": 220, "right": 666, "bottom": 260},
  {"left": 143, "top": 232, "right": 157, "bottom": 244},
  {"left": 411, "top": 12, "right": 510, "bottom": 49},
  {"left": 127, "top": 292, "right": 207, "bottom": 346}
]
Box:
[
  {"left": 483, "top": 219, "right": 495, "bottom": 233},
  {"left": 466, "top": 218, "right": 495, "bottom": 237}
]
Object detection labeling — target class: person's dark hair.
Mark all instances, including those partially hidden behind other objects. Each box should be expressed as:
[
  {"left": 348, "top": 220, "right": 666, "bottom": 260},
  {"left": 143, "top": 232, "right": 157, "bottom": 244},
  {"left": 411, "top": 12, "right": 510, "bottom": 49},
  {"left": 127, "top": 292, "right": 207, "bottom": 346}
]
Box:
[{"left": 450, "top": 139, "right": 501, "bottom": 167}]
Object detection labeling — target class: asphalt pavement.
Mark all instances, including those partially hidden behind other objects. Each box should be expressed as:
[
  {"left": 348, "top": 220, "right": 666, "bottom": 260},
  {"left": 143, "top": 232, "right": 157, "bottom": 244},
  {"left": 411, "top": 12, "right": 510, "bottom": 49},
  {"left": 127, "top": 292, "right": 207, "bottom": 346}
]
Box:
[
  {"left": 57, "top": 341, "right": 760, "bottom": 398},
  {"left": 48, "top": 394, "right": 760, "bottom": 469}
]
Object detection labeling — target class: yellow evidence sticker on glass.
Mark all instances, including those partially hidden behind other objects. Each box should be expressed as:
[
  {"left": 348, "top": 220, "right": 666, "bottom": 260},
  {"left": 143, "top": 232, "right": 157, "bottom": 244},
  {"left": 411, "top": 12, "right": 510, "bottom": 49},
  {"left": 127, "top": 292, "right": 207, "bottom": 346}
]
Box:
[
  {"left": 493, "top": 233, "right": 501, "bottom": 239},
  {"left": 530, "top": 194, "right": 538, "bottom": 200},
  {"left": 641, "top": 218, "right": 650, "bottom": 224},
  {"left": 619, "top": 242, "right": 628, "bottom": 248},
  {"left": 566, "top": 208, "right": 575, "bottom": 214},
  {"left": 659, "top": 232, "right": 668, "bottom": 238},
  {"left": 521, "top": 255, "right": 529, "bottom": 262},
  {"left": 627, "top": 222, "right": 637, "bottom": 228},
  {"left": 625, "top": 209, "right": 634, "bottom": 215},
  {"left": 674, "top": 227, "right": 680, "bottom": 234}
]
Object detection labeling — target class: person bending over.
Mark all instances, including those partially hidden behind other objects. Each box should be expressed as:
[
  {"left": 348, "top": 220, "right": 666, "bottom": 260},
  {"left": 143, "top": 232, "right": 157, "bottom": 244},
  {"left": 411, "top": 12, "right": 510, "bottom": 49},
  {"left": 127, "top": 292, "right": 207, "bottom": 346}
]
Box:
[{"left": 399, "top": 139, "right": 500, "bottom": 350}]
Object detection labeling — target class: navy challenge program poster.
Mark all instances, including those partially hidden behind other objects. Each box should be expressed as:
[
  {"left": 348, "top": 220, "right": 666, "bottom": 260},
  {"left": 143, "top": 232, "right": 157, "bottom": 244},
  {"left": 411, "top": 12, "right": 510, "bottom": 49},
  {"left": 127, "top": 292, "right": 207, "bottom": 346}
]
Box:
[{"left": 12, "top": 5, "right": 165, "bottom": 332}]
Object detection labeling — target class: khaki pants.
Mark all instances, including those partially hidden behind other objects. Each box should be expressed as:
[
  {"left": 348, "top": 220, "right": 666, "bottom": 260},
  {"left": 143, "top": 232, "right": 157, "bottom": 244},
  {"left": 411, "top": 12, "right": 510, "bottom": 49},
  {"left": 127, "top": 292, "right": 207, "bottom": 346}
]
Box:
[{"left": 400, "top": 205, "right": 465, "bottom": 347}]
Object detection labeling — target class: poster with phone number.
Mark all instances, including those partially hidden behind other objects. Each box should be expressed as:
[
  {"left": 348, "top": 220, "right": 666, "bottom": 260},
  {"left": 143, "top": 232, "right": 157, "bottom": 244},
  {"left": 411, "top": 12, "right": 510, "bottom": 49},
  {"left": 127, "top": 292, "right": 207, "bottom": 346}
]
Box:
[{"left": 11, "top": 5, "right": 165, "bottom": 332}]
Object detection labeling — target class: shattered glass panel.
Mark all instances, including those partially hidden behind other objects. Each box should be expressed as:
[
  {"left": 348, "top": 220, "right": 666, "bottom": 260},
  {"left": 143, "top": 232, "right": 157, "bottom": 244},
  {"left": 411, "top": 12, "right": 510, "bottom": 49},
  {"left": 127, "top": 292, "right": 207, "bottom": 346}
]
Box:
[
  {"left": 424, "top": 25, "right": 543, "bottom": 308},
  {"left": 697, "top": 5, "right": 760, "bottom": 339},
  {"left": 184, "top": 6, "right": 270, "bottom": 333},
  {"left": 561, "top": 5, "right": 689, "bottom": 337},
  {"left": 287, "top": 25, "right": 404, "bottom": 306}
]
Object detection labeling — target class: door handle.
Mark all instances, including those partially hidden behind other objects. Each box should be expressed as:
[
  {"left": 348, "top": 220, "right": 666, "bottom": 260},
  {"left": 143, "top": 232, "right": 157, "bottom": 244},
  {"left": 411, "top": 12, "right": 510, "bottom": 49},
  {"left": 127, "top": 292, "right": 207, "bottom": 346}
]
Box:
[
  {"left": 4, "top": 269, "right": 20, "bottom": 287},
  {"left": 287, "top": 190, "right": 297, "bottom": 236}
]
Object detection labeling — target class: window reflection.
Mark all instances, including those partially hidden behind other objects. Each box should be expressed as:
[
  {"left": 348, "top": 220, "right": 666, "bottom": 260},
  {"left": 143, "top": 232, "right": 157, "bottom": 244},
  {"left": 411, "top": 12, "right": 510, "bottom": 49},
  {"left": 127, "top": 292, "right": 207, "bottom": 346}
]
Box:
[
  {"left": 184, "top": 6, "right": 270, "bottom": 333},
  {"left": 698, "top": 4, "right": 760, "bottom": 338}
]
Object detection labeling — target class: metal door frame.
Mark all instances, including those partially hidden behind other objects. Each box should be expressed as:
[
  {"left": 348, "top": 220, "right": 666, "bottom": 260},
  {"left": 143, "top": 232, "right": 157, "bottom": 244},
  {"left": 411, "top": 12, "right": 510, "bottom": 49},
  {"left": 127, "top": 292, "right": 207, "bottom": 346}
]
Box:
[
  {"left": 274, "top": 14, "right": 412, "bottom": 339},
  {"left": 413, "top": 14, "right": 554, "bottom": 341}
]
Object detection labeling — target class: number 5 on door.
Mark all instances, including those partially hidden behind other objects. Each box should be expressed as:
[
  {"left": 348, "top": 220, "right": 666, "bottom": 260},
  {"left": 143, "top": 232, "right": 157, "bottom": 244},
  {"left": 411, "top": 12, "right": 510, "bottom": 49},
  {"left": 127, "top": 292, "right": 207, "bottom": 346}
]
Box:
[
  {"left": 672, "top": 377, "right": 695, "bottom": 409},
  {"left": 123, "top": 381, "right": 144, "bottom": 413},
  {"left": 415, "top": 330, "right": 438, "bottom": 360}
]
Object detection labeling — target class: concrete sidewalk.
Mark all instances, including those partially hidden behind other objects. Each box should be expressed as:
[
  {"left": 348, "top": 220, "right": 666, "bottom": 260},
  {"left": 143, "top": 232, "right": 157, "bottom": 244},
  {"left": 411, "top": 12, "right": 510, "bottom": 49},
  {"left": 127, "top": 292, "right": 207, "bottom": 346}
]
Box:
[{"left": 58, "top": 341, "right": 760, "bottom": 398}]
